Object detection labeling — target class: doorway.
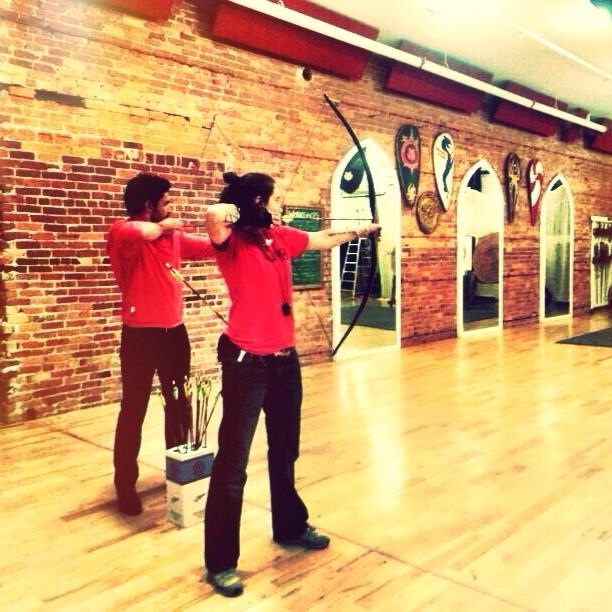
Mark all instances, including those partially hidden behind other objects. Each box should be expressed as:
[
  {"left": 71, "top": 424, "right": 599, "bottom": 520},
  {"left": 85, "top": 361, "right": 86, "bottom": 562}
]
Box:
[
  {"left": 330, "top": 138, "right": 401, "bottom": 357},
  {"left": 539, "top": 173, "right": 574, "bottom": 320},
  {"left": 456, "top": 159, "right": 504, "bottom": 336}
]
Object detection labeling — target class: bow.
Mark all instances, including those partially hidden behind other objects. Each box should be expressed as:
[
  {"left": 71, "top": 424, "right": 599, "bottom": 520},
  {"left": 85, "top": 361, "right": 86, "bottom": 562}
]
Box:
[
  {"left": 323, "top": 93, "right": 378, "bottom": 357},
  {"left": 164, "top": 261, "right": 227, "bottom": 325}
]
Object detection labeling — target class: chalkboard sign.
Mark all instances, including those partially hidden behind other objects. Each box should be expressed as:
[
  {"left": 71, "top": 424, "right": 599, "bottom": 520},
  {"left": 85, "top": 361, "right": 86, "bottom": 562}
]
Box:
[{"left": 286, "top": 207, "right": 322, "bottom": 288}]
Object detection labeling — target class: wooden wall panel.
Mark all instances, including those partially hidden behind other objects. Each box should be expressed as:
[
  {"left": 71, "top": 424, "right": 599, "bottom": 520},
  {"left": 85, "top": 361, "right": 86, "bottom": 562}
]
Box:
[
  {"left": 385, "top": 41, "right": 493, "bottom": 114},
  {"left": 98, "top": 0, "right": 174, "bottom": 20},
  {"left": 490, "top": 82, "right": 566, "bottom": 136},
  {"left": 586, "top": 119, "right": 612, "bottom": 154},
  {"left": 211, "top": 0, "right": 378, "bottom": 80}
]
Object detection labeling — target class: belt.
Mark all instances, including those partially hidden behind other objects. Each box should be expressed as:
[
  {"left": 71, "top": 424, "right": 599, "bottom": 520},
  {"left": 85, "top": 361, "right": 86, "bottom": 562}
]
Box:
[
  {"left": 219, "top": 334, "right": 294, "bottom": 364},
  {"left": 237, "top": 347, "right": 293, "bottom": 362}
]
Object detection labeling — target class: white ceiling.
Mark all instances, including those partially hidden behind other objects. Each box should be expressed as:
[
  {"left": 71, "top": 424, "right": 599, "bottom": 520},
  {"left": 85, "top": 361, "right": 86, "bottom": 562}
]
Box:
[{"left": 309, "top": 0, "right": 612, "bottom": 121}]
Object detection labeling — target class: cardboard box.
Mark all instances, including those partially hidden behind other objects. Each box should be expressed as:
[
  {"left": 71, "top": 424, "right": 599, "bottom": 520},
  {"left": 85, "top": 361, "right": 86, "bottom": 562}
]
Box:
[
  {"left": 165, "top": 446, "right": 215, "bottom": 528},
  {"left": 165, "top": 446, "right": 214, "bottom": 485},
  {"left": 166, "top": 478, "right": 208, "bottom": 528}
]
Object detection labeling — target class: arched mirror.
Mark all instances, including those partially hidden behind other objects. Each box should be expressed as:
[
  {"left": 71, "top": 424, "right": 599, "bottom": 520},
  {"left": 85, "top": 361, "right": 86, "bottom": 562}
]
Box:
[
  {"left": 330, "top": 138, "right": 401, "bottom": 357},
  {"left": 539, "top": 173, "right": 574, "bottom": 320},
  {"left": 456, "top": 159, "right": 504, "bottom": 335}
]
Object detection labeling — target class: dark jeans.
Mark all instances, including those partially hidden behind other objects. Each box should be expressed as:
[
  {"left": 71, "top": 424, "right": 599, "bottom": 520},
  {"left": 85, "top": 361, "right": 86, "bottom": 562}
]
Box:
[
  {"left": 204, "top": 335, "right": 308, "bottom": 573},
  {"left": 114, "top": 324, "right": 191, "bottom": 494}
]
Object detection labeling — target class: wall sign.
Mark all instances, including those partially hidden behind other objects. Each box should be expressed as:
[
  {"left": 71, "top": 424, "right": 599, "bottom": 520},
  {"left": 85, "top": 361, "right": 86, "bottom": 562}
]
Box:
[{"left": 285, "top": 207, "right": 322, "bottom": 288}]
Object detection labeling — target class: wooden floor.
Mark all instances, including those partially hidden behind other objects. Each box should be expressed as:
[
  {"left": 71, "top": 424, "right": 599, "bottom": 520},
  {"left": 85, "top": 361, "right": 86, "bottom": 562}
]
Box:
[{"left": 3, "top": 311, "right": 612, "bottom": 611}]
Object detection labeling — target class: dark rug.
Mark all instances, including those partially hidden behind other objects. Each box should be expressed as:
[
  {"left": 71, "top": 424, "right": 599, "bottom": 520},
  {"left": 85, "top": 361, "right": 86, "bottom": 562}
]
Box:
[
  {"left": 463, "top": 296, "right": 498, "bottom": 323},
  {"left": 463, "top": 304, "right": 498, "bottom": 323},
  {"left": 557, "top": 328, "right": 612, "bottom": 347},
  {"left": 341, "top": 303, "right": 395, "bottom": 330}
]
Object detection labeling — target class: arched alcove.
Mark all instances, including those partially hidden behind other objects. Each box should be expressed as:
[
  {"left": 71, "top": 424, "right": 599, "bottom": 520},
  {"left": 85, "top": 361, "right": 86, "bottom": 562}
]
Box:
[
  {"left": 539, "top": 173, "right": 574, "bottom": 320},
  {"left": 456, "top": 159, "right": 504, "bottom": 336},
  {"left": 330, "top": 138, "right": 401, "bottom": 356}
]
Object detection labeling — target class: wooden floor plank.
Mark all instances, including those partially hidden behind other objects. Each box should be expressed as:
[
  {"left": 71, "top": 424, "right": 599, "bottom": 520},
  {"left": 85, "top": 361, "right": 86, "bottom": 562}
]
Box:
[{"left": 2, "top": 311, "right": 612, "bottom": 609}]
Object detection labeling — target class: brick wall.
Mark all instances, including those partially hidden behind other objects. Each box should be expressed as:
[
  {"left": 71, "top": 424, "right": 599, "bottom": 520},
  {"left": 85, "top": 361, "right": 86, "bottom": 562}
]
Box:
[{"left": 1, "top": 0, "right": 612, "bottom": 422}]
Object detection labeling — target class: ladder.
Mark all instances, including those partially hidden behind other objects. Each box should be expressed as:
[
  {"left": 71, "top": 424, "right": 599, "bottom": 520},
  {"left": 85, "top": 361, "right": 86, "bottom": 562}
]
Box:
[{"left": 341, "top": 237, "right": 371, "bottom": 297}]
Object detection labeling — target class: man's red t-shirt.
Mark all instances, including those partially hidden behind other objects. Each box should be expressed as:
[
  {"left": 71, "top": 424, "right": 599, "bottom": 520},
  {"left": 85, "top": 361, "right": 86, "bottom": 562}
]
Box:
[{"left": 107, "top": 220, "right": 214, "bottom": 327}]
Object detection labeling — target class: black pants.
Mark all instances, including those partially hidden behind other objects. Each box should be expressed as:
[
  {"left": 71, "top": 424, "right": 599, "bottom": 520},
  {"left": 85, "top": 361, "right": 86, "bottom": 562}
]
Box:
[
  {"left": 114, "top": 324, "right": 191, "bottom": 494},
  {"left": 204, "top": 335, "right": 308, "bottom": 573}
]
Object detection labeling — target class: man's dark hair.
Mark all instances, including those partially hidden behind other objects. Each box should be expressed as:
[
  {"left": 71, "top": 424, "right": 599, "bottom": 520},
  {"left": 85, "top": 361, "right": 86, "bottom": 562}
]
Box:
[{"left": 123, "top": 172, "right": 172, "bottom": 215}]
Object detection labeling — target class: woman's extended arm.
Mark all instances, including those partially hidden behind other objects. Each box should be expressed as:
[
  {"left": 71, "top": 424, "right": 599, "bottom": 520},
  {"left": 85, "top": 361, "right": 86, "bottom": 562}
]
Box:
[{"left": 306, "top": 224, "right": 381, "bottom": 251}]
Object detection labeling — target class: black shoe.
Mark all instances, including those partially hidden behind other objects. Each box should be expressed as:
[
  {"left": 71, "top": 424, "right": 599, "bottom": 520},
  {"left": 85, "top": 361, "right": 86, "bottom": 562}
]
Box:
[
  {"left": 206, "top": 569, "right": 244, "bottom": 597},
  {"left": 276, "top": 525, "right": 330, "bottom": 550},
  {"left": 117, "top": 490, "right": 142, "bottom": 516}
]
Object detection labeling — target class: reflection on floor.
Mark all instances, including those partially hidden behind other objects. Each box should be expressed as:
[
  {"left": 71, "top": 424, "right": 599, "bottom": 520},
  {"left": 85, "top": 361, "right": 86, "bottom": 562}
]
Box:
[
  {"left": 338, "top": 322, "right": 396, "bottom": 352},
  {"left": 464, "top": 318, "right": 498, "bottom": 332},
  {"left": 341, "top": 299, "right": 395, "bottom": 330},
  {"left": 339, "top": 298, "right": 396, "bottom": 353}
]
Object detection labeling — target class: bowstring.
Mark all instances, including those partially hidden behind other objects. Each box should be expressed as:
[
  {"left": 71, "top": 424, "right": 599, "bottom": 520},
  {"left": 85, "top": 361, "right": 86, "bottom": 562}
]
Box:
[
  {"left": 281, "top": 98, "right": 336, "bottom": 354},
  {"left": 280, "top": 99, "right": 326, "bottom": 212},
  {"left": 323, "top": 93, "right": 378, "bottom": 357},
  {"left": 146, "top": 242, "right": 228, "bottom": 324}
]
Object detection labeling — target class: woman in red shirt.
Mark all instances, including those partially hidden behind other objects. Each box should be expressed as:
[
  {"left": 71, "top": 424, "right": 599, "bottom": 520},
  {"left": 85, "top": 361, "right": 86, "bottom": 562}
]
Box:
[{"left": 203, "top": 171, "right": 379, "bottom": 597}]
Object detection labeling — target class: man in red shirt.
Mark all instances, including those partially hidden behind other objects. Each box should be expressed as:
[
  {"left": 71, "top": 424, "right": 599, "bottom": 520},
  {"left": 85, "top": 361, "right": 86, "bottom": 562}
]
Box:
[
  {"left": 203, "top": 171, "right": 380, "bottom": 597},
  {"left": 107, "top": 172, "right": 214, "bottom": 515}
]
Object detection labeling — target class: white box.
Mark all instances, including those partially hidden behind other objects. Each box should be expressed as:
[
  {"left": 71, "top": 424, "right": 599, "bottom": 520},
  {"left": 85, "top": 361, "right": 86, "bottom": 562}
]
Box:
[
  {"left": 165, "top": 446, "right": 214, "bottom": 484},
  {"left": 166, "top": 478, "right": 209, "bottom": 528}
]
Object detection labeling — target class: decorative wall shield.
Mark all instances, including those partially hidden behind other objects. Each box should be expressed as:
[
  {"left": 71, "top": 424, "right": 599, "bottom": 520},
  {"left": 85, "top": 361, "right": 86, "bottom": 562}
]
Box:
[
  {"left": 395, "top": 124, "right": 420, "bottom": 207},
  {"left": 527, "top": 159, "right": 544, "bottom": 226},
  {"left": 432, "top": 132, "right": 455, "bottom": 211},
  {"left": 416, "top": 191, "right": 441, "bottom": 234},
  {"left": 504, "top": 152, "right": 520, "bottom": 223}
]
